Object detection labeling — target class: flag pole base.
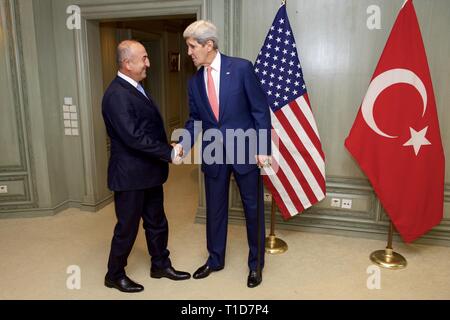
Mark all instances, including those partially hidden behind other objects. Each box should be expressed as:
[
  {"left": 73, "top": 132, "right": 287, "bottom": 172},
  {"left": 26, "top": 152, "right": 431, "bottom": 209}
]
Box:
[
  {"left": 370, "top": 248, "right": 407, "bottom": 269},
  {"left": 265, "top": 235, "right": 288, "bottom": 254}
]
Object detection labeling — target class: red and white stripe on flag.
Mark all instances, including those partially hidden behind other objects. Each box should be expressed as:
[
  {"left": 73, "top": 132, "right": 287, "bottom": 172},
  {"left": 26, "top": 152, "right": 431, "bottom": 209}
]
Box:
[
  {"left": 263, "top": 94, "right": 326, "bottom": 219},
  {"left": 255, "top": 4, "right": 326, "bottom": 219}
]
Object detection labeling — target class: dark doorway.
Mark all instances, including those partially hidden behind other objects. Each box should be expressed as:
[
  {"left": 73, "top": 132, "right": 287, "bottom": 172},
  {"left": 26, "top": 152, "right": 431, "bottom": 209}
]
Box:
[{"left": 99, "top": 15, "right": 197, "bottom": 139}]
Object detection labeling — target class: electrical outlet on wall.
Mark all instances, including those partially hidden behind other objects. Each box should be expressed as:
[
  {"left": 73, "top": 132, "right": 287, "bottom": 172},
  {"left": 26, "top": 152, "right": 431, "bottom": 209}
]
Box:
[
  {"left": 331, "top": 198, "right": 341, "bottom": 208},
  {"left": 0, "top": 185, "right": 8, "bottom": 194},
  {"left": 342, "top": 199, "right": 352, "bottom": 209},
  {"left": 264, "top": 193, "right": 272, "bottom": 202}
]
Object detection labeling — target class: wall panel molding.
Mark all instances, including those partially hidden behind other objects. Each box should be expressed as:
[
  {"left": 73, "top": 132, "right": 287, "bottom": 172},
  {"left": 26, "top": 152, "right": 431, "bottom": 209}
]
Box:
[
  {"left": 223, "top": 0, "right": 242, "bottom": 56},
  {"left": 0, "top": 175, "right": 29, "bottom": 205},
  {"left": 205, "top": 0, "right": 212, "bottom": 21},
  {"left": 0, "top": 0, "right": 37, "bottom": 212},
  {"left": 232, "top": 0, "right": 242, "bottom": 57},
  {"left": 1, "top": 0, "right": 26, "bottom": 172},
  {"left": 79, "top": 0, "right": 204, "bottom": 20}
]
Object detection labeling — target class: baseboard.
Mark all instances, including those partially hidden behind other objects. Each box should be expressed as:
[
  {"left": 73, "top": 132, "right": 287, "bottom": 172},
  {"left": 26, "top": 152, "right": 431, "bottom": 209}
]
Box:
[
  {"left": 80, "top": 194, "right": 114, "bottom": 212},
  {"left": 0, "top": 195, "right": 114, "bottom": 219},
  {"left": 195, "top": 208, "right": 450, "bottom": 247}
]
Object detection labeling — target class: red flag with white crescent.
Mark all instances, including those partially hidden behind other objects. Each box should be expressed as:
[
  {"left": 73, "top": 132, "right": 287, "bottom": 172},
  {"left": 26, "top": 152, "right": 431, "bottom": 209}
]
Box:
[{"left": 345, "top": 0, "right": 445, "bottom": 242}]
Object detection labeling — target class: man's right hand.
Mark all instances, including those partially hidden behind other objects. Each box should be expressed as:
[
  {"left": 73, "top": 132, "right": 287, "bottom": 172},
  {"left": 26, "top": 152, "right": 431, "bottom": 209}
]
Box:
[{"left": 171, "top": 143, "right": 184, "bottom": 165}]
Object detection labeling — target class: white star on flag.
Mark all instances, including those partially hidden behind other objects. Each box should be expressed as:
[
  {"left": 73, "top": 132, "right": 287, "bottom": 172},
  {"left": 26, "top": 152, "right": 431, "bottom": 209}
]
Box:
[
  {"left": 253, "top": 3, "right": 326, "bottom": 219},
  {"left": 403, "top": 127, "right": 431, "bottom": 156}
]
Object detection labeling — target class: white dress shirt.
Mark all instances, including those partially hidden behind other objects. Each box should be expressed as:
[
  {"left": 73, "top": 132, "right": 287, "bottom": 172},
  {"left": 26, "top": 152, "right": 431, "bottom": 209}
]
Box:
[
  {"left": 117, "top": 71, "right": 139, "bottom": 88},
  {"left": 203, "top": 52, "right": 221, "bottom": 104}
]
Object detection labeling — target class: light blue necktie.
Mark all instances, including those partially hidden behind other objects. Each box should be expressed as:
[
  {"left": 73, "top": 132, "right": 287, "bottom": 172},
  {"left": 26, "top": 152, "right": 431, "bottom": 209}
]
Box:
[{"left": 136, "top": 83, "right": 149, "bottom": 99}]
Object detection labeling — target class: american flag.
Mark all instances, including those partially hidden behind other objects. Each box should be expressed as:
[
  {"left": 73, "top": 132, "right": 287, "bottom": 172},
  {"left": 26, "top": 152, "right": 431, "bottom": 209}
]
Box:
[{"left": 255, "top": 3, "right": 326, "bottom": 219}]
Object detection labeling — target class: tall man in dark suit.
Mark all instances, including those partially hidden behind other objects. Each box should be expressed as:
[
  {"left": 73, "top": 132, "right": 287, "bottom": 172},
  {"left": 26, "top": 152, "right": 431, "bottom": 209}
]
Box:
[
  {"left": 177, "top": 21, "right": 272, "bottom": 288},
  {"left": 102, "top": 40, "right": 190, "bottom": 293}
]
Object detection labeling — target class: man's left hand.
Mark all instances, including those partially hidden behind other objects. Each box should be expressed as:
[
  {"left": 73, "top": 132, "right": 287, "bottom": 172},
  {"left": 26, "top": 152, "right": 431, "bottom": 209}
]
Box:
[{"left": 256, "top": 155, "right": 272, "bottom": 168}]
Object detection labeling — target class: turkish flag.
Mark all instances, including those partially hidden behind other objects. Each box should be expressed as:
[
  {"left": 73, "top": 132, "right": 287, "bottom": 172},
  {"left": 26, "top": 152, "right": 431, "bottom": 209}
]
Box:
[{"left": 345, "top": 0, "right": 445, "bottom": 242}]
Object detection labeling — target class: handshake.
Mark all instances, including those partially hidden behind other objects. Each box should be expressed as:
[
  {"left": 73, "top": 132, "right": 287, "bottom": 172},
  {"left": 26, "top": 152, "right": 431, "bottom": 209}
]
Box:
[
  {"left": 171, "top": 143, "right": 184, "bottom": 165},
  {"left": 170, "top": 142, "right": 272, "bottom": 168}
]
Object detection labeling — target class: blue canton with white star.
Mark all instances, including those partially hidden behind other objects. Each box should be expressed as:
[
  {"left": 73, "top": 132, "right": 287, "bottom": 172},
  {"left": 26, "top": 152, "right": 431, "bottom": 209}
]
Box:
[{"left": 254, "top": 4, "right": 306, "bottom": 112}]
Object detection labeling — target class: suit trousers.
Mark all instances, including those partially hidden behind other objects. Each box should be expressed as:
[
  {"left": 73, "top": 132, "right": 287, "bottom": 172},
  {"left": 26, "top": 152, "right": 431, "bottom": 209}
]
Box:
[
  {"left": 106, "top": 185, "right": 171, "bottom": 280},
  {"left": 204, "top": 164, "right": 265, "bottom": 271}
]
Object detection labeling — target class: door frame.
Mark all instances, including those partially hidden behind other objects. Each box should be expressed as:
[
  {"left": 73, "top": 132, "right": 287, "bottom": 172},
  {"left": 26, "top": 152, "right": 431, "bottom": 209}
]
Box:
[{"left": 73, "top": 1, "right": 206, "bottom": 209}]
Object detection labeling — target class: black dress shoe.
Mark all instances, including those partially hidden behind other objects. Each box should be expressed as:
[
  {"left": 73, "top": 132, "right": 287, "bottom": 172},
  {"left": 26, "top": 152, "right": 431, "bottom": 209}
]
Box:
[
  {"left": 193, "top": 264, "right": 223, "bottom": 279},
  {"left": 104, "top": 276, "right": 144, "bottom": 293},
  {"left": 150, "top": 266, "right": 191, "bottom": 281},
  {"left": 247, "top": 270, "right": 262, "bottom": 288}
]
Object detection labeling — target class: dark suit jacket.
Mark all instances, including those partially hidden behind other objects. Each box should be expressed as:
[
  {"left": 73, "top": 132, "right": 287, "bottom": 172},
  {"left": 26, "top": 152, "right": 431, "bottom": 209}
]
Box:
[
  {"left": 102, "top": 76, "right": 172, "bottom": 191},
  {"left": 180, "top": 54, "right": 272, "bottom": 178}
]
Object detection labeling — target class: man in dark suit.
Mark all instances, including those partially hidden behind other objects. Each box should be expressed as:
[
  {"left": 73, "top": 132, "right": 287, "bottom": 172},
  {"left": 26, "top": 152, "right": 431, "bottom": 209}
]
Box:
[
  {"left": 177, "top": 21, "right": 272, "bottom": 288},
  {"left": 102, "top": 40, "right": 190, "bottom": 293}
]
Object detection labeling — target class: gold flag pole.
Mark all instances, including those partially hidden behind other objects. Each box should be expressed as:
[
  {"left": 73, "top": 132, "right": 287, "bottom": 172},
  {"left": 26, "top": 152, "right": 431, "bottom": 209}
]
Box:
[
  {"left": 265, "top": 197, "right": 288, "bottom": 254},
  {"left": 370, "top": 221, "right": 407, "bottom": 269}
]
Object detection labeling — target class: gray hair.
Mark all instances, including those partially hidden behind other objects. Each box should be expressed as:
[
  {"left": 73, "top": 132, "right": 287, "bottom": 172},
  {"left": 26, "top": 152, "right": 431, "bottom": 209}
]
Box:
[
  {"left": 116, "top": 40, "right": 141, "bottom": 68},
  {"left": 183, "top": 20, "right": 219, "bottom": 50}
]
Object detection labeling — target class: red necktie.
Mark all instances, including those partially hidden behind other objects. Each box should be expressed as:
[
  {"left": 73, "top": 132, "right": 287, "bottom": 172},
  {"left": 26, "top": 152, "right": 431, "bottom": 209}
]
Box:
[{"left": 207, "top": 66, "right": 219, "bottom": 121}]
